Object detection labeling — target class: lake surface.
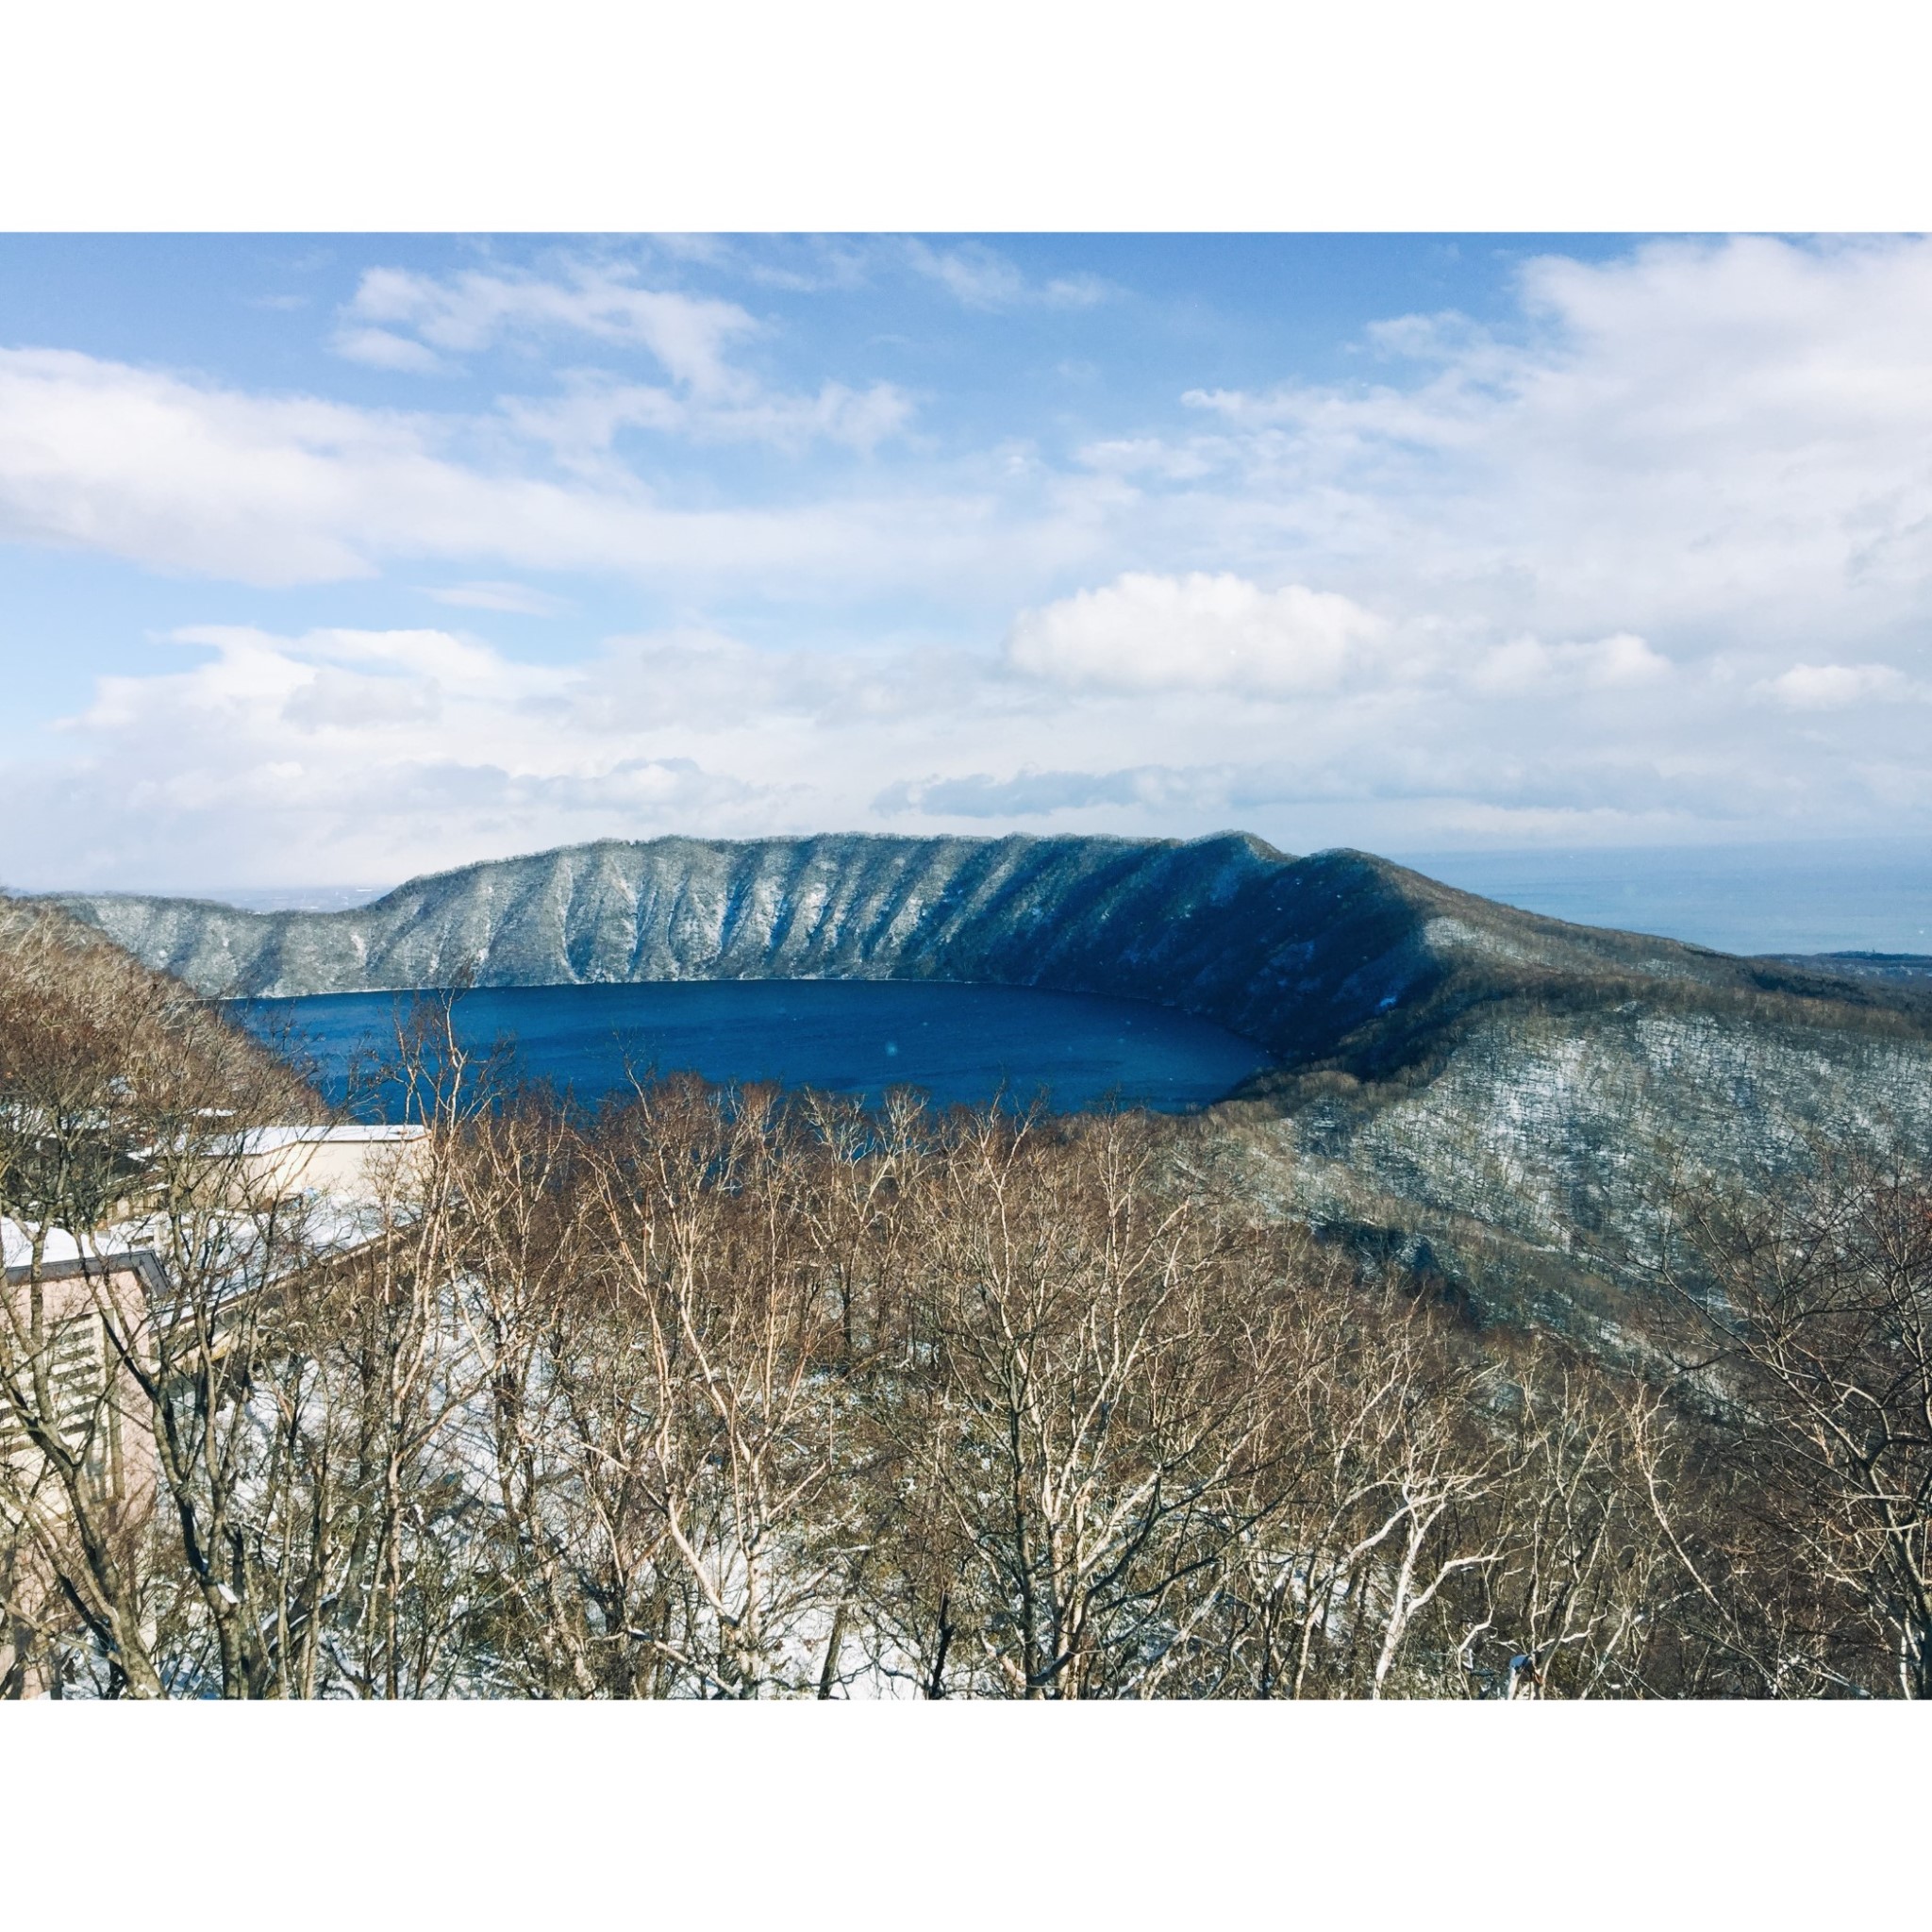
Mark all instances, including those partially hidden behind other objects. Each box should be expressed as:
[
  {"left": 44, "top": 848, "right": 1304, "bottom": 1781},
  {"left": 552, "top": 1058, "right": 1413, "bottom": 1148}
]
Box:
[{"left": 232, "top": 980, "right": 1273, "bottom": 1117}]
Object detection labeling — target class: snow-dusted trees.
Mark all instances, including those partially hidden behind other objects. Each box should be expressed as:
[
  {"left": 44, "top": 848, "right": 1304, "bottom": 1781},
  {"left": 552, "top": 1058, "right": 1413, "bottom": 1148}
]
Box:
[
  {"left": 1, "top": 904, "right": 339, "bottom": 1696},
  {"left": 846, "top": 1107, "right": 1305, "bottom": 1697},
  {"left": 1649, "top": 1160, "right": 1932, "bottom": 1698}
]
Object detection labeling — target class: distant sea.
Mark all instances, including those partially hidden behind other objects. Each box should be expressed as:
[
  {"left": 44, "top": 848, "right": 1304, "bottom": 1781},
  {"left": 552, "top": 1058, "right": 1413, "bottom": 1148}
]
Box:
[{"left": 1390, "top": 842, "right": 1932, "bottom": 957}]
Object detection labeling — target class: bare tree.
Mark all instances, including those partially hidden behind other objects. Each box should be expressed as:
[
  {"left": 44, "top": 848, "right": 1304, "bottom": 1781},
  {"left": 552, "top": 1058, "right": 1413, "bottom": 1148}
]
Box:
[
  {"left": 864, "top": 1108, "right": 1303, "bottom": 1697},
  {"left": 1659, "top": 1158, "right": 1932, "bottom": 1697},
  {"left": 576, "top": 1077, "right": 847, "bottom": 1695},
  {"left": 1, "top": 904, "right": 333, "bottom": 1695}
]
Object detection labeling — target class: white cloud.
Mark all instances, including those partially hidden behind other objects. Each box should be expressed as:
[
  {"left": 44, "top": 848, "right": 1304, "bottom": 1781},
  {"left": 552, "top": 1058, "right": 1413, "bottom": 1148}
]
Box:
[
  {"left": 21, "top": 236, "right": 1932, "bottom": 653},
  {"left": 343, "top": 264, "right": 757, "bottom": 391},
  {"left": 330, "top": 325, "right": 449, "bottom": 375},
  {"left": 1166, "top": 237, "right": 1932, "bottom": 649},
  {"left": 425, "top": 580, "right": 570, "bottom": 616},
  {"left": 11, "top": 621, "right": 1040, "bottom": 889},
  {"left": 501, "top": 371, "right": 913, "bottom": 459},
  {"left": 905, "top": 241, "right": 1109, "bottom": 311},
  {"left": 0, "top": 347, "right": 399, "bottom": 581},
  {"left": 7, "top": 598, "right": 1928, "bottom": 891},
  {"left": 0, "top": 348, "right": 989, "bottom": 589},
  {"left": 13, "top": 625, "right": 772, "bottom": 885},
  {"left": 1759, "top": 661, "right": 1920, "bottom": 709},
  {"left": 15, "top": 237, "right": 1932, "bottom": 881},
  {"left": 336, "top": 262, "right": 915, "bottom": 454},
  {"left": 283, "top": 665, "right": 444, "bottom": 730},
  {"left": 1006, "top": 572, "right": 1386, "bottom": 695},
  {"left": 1467, "top": 631, "right": 1672, "bottom": 695},
  {"left": 876, "top": 766, "right": 1186, "bottom": 818}
]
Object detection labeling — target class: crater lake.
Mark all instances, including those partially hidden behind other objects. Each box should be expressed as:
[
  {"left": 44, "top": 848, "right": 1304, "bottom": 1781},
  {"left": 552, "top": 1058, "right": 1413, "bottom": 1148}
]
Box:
[{"left": 230, "top": 979, "right": 1274, "bottom": 1117}]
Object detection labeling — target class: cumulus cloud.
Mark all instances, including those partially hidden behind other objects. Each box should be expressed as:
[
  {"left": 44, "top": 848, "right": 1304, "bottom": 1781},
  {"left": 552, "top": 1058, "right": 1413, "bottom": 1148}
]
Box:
[
  {"left": 1167, "top": 237, "right": 1932, "bottom": 648},
  {"left": 282, "top": 666, "right": 444, "bottom": 731},
  {"left": 1466, "top": 631, "right": 1672, "bottom": 695},
  {"left": 1006, "top": 572, "right": 1386, "bottom": 695},
  {"left": 7, "top": 594, "right": 1927, "bottom": 891},
  {"left": 7, "top": 625, "right": 776, "bottom": 886},
  {"left": 1759, "top": 662, "right": 1923, "bottom": 709}
]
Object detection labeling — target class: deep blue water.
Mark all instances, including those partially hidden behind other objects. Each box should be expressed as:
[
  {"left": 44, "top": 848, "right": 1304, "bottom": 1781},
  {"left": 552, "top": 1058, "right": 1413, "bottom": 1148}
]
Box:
[{"left": 232, "top": 980, "right": 1273, "bottom": 1117}]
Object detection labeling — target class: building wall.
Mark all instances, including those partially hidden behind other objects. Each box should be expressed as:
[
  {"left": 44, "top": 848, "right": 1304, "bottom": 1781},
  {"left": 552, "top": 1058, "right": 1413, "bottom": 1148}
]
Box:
[{"left": 0, "top": 1254, "right": 162, "bottom": 1698}]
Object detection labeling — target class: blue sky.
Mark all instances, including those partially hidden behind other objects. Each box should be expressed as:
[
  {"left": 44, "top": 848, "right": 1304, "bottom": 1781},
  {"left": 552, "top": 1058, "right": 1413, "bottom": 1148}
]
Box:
[{"left": 4, "top": 231, "right": 1930, "bottom": 892}]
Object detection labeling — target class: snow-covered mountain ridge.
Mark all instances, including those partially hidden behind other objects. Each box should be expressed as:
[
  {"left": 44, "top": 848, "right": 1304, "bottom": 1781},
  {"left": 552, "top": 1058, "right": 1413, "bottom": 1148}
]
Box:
[{"left": 33, "top": 830, "right": 1925, "bottom": 1073}]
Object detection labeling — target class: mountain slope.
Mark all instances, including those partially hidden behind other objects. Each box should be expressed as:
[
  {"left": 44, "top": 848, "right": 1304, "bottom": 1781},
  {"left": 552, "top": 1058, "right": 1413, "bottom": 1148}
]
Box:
[
  {"left": 32, "top": 831, "right": 1924, "bottom": 1070},
  {"left": 33, "top": 831, "right": 1932, "bottom": 1336}
]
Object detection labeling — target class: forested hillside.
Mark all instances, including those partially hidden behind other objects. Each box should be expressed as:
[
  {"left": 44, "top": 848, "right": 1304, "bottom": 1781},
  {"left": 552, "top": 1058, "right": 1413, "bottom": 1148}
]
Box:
[{"left": 5, "top": 901, "right": 1930, "bottom": 1698}]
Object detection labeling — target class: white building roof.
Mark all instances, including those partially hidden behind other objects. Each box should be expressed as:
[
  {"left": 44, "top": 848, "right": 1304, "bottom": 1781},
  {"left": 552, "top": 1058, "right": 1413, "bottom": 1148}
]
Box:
[{"left": 2, "top": 1216, "right": 142, "bottom": 1272}]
